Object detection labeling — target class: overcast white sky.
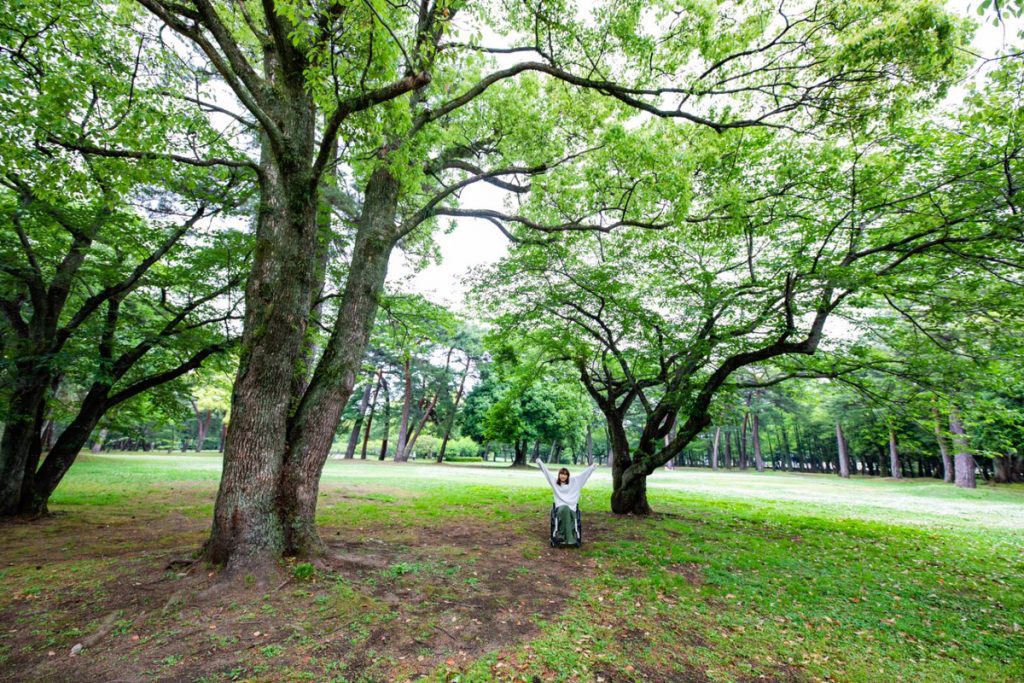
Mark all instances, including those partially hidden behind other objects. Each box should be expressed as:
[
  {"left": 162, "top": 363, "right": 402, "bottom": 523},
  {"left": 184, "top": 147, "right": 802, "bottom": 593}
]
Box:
[{"left": 385, "top": 1, "right": 1020, "bottom": 310}]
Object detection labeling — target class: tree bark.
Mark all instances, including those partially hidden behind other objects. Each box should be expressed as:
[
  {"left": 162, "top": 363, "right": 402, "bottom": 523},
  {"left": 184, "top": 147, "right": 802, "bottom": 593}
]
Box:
[
  {"left": 344, "top": 382, "right": 372, "bottom": 459},
  {"left": 723, "top": 428, "right": 732, "bottom": 468},
  {"left": 438, "top": 359, "right": 470, "bottom": 462},
  {"left": 276, "top": 168, "right": 401, "bottom": 556},
  {"left": 191, "top": 399, "right": 213, "bottom": 452},
  {"left": 393, "top": 357, "right": 414, "bottom": 462},
  {"left": 378, "top": 377, "right": 391, "bottom": 461},
  {"left": 888, "top": 427, "right": 902, "bottom": 479},
  {"left": 836, "top": 423, "right": 850, "bottom": 478},
  {"left": 611, "top": 464, "right": 651, "bottom": 515},
  {"left": 0, "top": 374, "right": 49, "bottom": 515},
  {"left": 739, "top": 413, "right": 749, "bottom": 470},
  {"left": 586, "top": 422, "right": 594, "bottom": 466},
  {"left": 949, "top": 407, "right": 976, "bottom": 489},
  {"left": 993, "top": 455, "right": 1011, "bottom": 484},
  {"left": 361, "top": 371, "right": 383, "bottom": 460},
  {"left": 932, "top": 408, "right": 954, "bottom": 483},
  {"left": 711, "top": 426, "right": 721, "bottom": 470},
  {"left": 751, "top": 413, "right": 765, "bottom": 472},
  {"left": 91, "top": 428, "right": 108, "bottom": 454},
  {"left": 205, "top": 82, "right": 321, "bottom": 567},
  {"left": 510, "top": 439, "right": 527, "bottom": 467}
]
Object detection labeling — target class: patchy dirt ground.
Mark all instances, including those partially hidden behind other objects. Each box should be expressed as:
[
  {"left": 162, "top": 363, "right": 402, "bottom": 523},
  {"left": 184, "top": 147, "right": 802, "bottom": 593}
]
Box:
[{"left": 0, "top": 483, "right": 615, "bottom": 683}]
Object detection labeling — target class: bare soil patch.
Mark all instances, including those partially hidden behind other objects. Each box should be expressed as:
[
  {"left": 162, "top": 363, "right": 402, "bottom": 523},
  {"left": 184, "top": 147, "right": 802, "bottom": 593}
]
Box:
[{"left": 0, "top": 485, "right": 600, "bottom": 682}]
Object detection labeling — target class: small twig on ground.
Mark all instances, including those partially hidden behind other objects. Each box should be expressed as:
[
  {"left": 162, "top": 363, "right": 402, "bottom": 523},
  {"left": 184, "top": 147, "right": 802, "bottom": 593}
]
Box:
[{"left": 70, "top": 611, "right": 120, "bottom": 655}]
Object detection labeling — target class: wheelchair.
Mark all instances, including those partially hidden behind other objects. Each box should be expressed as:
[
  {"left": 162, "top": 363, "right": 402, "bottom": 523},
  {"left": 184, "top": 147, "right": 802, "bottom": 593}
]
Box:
[{"left": 549, "top": 504, "right": 582, "bottom": 547}]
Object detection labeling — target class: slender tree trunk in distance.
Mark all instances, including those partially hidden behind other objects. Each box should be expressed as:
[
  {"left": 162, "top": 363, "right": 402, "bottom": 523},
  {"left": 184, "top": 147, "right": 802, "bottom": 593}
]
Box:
[
  {"left": 344, "top": 382, "right": 372, "bottom": 459},
  {"left": 739, "top": 414, "right": 749, "bottom": 470},
  {"left": 949, "top": 407, "right": 976, "bottom": 489},
  {"left": 378, "top": 377, "right": 391, "bottom": 461},
  {"left": 438, "top": 360, "right": 469, "bottom": 463},
  {"left": 723, "top": 429, "right": 732, "bottom": 468},
  {"left": 932, "top": 408, "right": 954, "bottom": 483},
  {"left": 91, "top": 428, "right": 108, "bottom": 454},
  {"left": 393, "top": 357, "right": 413, "bottom": 462},
  {"left": 512, "top": 439, "right": 527, "bottom": 467},
  {"left": 888, "top": 427, "right": 902, "bottom": 479},
  {"left": 586, "top": 423, "right": 594, "bottom": 466},
  {"left": 993, "top": 455, "right": 1011, "bottom": 483},
  {"left": 751, "top": 413, "right": 765, "bottom": 472},
  {"left": 836, "top": 423, "right": 850, "bottom": 478},
  {"left": 711, "top": 426, "right": 721, "bottom": 470},
  {"left": 361, "top": 371, "right": 382, "bottom": 460}
]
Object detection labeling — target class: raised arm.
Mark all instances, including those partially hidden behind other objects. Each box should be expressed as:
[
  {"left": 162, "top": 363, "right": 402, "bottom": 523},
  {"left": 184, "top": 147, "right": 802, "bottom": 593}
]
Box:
[
  {"left": 574, "top": 463, "right": 598, "bottom": 489},
  {"left": 535, "top": 458, "right": 556, "bottom": 490}
]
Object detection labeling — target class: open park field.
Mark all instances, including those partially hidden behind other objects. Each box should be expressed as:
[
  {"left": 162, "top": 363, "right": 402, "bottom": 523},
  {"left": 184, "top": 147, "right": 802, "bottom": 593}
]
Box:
[{"left": 1, "top": 455, "right": 1021, "bottom": 682}]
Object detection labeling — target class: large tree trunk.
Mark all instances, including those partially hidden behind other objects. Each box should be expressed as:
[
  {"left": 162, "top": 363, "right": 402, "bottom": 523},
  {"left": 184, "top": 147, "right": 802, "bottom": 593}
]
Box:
[
  {"left": 344, "top": 382, "right": 373, "bottom": 459},
  {"left": 751, "top": 413, "right": 765, "bottom": 472},
  {"left": 205, "top": 94, "right": 320, "bottom": 568},
  {"left": 949, "top": 407, "right": 976, "bottom": 489},
  {"left": 888, "top": 427, "right": 902, "bottom": 479},
  {"left": 607, "top": 415, "right": 650, "bottom": 514},
  {"left": 836, "top": 423, "right": 850, "bottom": 478},
  {"left": 22, "top": 384, "right": 111, "bottom": 516},
  {"left": 611, "top": 463, "right": 651, "bottom": 515},
  {"left": 0, "top": 376, "right": 49, "bottom": 515},
  {"left": 711, "top": 426, "right": 721, "bottom": 470},
  {"left": 276, "top": 168, "right": 400, "bottom": 556},
  {"left": 932, "top": 408, "right": 954, "bottom": 483},
  {"left": 393, "top": 357, "right": 414, "bottom": 462}
]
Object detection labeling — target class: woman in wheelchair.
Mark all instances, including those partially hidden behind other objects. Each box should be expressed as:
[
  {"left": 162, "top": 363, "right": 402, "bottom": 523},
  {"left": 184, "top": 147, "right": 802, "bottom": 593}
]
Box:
[{"left": 535, "top": 458, "right": 597, "bottom": 547}]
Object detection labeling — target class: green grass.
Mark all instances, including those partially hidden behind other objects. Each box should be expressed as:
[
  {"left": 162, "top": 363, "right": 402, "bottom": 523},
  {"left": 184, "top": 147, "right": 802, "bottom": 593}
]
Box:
[{"left": 6, "top": 452, "right": 1024, "bottom": 682}]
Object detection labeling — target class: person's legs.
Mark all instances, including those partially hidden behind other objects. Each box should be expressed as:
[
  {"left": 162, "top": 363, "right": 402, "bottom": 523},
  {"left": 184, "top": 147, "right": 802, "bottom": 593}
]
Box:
[{"left": 555, "top": 505, "right": 577, "bottom": 545}]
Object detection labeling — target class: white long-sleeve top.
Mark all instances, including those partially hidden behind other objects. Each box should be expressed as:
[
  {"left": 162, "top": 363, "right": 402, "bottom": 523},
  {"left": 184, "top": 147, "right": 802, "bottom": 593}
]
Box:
[{"left": 536, "top": 459, "right": 597, "bottom": 509}]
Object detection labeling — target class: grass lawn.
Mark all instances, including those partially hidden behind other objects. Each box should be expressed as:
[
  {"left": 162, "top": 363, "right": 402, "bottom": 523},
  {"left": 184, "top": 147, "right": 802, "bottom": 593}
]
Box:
[{"left": 1, "top": 453, "right": 1022, "bottom": 682}]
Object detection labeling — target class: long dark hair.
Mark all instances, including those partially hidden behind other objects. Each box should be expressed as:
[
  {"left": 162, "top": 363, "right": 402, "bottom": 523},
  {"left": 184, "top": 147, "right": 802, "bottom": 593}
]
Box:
[{"left": 557, "top": 467, "right": 570, "bottom": 485}]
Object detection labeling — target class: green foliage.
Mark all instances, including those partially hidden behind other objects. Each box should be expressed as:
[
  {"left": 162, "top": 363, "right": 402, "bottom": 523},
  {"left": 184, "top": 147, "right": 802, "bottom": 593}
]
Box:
[{"left": 293, "top": 562, "right": 316, "bottom": 582}]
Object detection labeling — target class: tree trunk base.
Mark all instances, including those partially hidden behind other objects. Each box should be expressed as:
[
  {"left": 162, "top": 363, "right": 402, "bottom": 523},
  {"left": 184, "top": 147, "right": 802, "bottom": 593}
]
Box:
[{"left": 610, "top": 479, "right": 652, "bottom": 516}]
